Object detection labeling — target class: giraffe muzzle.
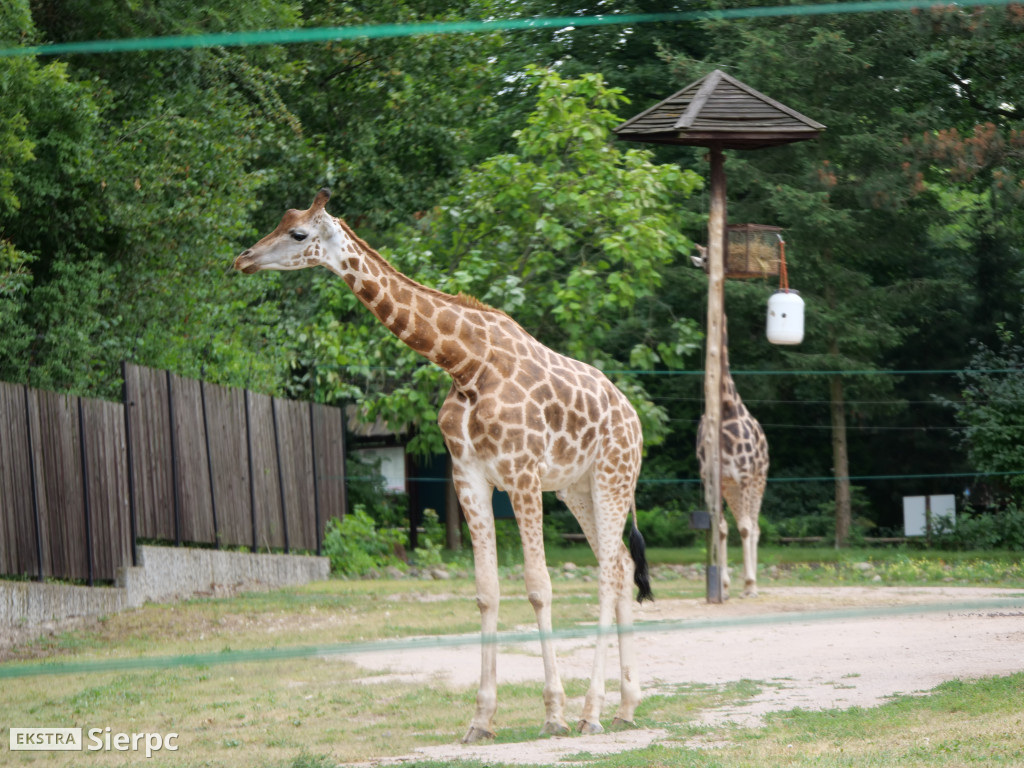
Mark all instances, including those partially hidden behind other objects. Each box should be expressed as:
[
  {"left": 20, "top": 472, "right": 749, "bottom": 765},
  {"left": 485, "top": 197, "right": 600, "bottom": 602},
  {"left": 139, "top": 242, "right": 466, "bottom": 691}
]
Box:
[{"left": 233, "top": 250, "right": 260, "bottom": 274}]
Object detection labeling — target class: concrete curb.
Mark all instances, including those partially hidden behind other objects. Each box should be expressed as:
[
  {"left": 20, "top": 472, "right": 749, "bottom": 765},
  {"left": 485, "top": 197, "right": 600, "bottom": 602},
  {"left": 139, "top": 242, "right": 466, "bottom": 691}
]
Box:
[{"left": 0, "top": 546, "right": 330, "bottom": 638}]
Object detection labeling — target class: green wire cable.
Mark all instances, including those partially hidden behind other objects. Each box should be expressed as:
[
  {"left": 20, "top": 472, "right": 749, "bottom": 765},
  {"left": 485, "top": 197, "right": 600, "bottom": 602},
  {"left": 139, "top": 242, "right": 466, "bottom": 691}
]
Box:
[{"left": 1, "top": 0, "right": 1020, "bottom": 58}]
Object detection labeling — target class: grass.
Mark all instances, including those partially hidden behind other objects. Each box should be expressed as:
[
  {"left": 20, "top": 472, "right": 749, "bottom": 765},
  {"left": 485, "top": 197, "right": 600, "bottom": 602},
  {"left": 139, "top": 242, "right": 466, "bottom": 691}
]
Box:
[{"left": 2, "top": 551, "right": 1023, "bottom": 767}]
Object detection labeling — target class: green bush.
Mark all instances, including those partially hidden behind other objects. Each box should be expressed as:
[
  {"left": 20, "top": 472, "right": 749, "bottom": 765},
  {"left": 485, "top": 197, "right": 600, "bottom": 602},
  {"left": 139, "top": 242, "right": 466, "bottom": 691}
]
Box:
[
  {"left": 933, "top": 504, "right": 1024, "bottom": 551},
  {"left": 410, "top": 509, "right": 445, "bottom": 569},
  {"left": 634, "top": 505, "right": 698, "bottom": 548},
  {"left": 322, "top": 507, "right": 406, "bottom": 577}
]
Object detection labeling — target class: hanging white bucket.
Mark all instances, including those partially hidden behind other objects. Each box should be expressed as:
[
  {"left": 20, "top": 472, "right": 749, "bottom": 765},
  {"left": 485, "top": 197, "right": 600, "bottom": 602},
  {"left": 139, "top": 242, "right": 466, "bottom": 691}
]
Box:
[{"left": 766, "top": 290, "right": 804, "bottom": 345}]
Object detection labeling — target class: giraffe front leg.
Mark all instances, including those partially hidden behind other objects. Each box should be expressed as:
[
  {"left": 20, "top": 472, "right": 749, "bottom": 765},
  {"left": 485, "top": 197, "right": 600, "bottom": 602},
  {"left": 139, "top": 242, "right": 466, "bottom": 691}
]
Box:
[
  {"left": 454, "top": 472, "right": 501, "bottom": 743},
  {"left": 512, "top": 484, "right": 569, "bottom": 737}
]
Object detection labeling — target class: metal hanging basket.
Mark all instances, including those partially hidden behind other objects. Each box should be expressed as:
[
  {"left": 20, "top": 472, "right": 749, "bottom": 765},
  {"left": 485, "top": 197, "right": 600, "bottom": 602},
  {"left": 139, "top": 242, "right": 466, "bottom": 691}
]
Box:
[{"left": 726, "top": 224, "right": 783, "bottom": 279}]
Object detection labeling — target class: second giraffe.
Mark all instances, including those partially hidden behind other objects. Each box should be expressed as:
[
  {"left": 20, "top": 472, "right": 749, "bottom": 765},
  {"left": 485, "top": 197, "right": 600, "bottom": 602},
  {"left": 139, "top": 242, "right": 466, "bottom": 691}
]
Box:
[{"left": 696, "top": 320, "right": 769, "bottom": 598}]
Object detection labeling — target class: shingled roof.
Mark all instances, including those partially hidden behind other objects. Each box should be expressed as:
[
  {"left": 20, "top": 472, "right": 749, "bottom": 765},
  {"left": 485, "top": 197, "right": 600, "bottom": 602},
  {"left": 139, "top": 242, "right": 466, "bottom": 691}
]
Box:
[{"left": 614, "top": 69, "right": 824, "bottom": 150}]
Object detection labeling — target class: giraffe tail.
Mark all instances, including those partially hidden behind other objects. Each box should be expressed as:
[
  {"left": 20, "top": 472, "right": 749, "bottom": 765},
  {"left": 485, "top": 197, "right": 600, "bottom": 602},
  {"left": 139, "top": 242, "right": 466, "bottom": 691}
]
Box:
[{"left": 629, "top": 503, "right": 653, "bottom": 603}]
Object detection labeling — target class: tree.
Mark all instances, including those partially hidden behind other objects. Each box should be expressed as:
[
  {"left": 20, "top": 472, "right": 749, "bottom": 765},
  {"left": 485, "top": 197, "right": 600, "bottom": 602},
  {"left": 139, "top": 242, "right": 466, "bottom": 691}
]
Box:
[
  {"left": 7, "top": 0, "right": 308, "bottom": 396},
  {"left": 298, "top": 69, "right": 703, "bottom": 455},
  {"left": 948, "top": 325, "right": 1024, "bottom": 500}
]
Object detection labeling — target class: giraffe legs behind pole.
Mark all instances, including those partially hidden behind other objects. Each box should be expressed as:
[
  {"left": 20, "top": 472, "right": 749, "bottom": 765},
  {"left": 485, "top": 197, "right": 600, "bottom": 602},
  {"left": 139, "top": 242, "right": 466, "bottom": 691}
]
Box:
[{"left": 723, "top": 479, "right": 763, "bottom": 598}]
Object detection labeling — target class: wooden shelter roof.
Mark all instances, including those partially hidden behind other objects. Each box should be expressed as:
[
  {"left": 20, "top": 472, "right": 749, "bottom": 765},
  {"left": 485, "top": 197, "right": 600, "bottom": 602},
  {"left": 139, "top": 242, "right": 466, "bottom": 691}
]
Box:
[{"left": 614, "top": 69, "right": 824, "bottom": 150}]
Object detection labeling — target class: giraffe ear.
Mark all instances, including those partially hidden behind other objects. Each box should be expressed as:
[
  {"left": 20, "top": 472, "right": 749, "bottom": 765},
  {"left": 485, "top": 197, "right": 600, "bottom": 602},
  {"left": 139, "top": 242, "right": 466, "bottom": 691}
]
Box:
[{"left": 312, "top": 188, "right": 331, "bottom": 211}]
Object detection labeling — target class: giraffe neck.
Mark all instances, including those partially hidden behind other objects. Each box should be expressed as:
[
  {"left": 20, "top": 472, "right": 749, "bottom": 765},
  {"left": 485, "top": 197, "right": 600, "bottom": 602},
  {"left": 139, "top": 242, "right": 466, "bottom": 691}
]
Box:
[
  {"left": 720, "top": 341, "right": 745, "bottom": 410},
  {"left": 322, "top": 216, "right": 486, "bottom": 386}
]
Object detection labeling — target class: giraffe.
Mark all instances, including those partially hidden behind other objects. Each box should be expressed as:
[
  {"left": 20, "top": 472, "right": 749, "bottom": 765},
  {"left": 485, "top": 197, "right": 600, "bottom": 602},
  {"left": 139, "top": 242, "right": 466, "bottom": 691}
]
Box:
[
  {"left": 696, "top": 319, "right": 769, "bottom": 598},
  {"left": 234, "top": 188, "right": 652, "bottom": 742}
]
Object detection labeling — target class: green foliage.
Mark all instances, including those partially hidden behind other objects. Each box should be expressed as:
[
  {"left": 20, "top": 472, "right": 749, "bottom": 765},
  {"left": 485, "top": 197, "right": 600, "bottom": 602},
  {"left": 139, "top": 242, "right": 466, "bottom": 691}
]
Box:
[
  {"left": 933, "top": 504, "right": 1024, "bottom": 551},
  {"left": 947, "top": 326, "right": 1024, "bottom": 497},
  {"left": 322, "top": 508, "right": 406, "bottom": 577},
  {"left": 0, "top": 240, "right": 32, "bottom": 379},
  {"left": 411, "top": 508, "right": 445, "bottom": 569},
  {"left": 634, "top": 505, "right": 698, "bottom": 549}
]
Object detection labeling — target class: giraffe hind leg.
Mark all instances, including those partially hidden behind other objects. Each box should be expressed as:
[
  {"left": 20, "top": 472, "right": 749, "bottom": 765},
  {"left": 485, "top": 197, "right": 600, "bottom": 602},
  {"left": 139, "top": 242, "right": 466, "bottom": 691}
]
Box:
[
  {"left": 557, "top": 481, "right": 642, "bottom": 734},
  {"left": 723, "top": 481, "right": 761, "bottom": 598}
]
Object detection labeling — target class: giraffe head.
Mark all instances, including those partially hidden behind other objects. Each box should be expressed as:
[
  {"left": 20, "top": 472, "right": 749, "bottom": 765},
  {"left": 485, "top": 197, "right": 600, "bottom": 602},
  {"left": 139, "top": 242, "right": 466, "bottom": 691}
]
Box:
[{"left": 234, "top": 188, "right": 345, "bottom": 274}]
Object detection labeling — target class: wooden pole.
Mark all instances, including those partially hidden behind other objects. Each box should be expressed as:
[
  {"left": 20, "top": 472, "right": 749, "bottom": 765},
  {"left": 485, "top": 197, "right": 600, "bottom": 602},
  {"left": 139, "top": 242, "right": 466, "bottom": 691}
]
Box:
[{"left": 703, "top": 146, "right": 727, "bottom": 603}]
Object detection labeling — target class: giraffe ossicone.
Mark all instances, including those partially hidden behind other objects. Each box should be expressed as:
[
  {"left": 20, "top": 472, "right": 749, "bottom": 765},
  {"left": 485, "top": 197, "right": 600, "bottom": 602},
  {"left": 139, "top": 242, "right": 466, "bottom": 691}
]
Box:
[{"left": 235, "top": 188, "right": 652, "bottom": 742}]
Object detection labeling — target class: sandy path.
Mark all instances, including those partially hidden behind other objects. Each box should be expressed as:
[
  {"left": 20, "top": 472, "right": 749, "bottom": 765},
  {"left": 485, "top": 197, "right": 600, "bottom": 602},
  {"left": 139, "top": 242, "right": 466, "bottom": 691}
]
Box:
[{"left": 345, "top": 586, "right": 1024, "bottom": 766}]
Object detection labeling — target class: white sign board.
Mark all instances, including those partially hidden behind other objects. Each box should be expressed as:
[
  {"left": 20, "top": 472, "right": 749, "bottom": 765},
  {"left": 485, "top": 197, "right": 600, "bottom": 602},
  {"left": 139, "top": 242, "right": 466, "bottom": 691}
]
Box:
[
  {"left": 903, "top": 494, "right": 956, "bottom": 536},
  {"left": 354, "top": 446, "right": 406, "bottom": 492}
]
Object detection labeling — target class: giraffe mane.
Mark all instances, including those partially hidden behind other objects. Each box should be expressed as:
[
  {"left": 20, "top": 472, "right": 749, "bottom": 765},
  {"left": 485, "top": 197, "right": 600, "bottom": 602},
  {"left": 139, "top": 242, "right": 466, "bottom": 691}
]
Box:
[
  {"left": 453, "top": 292, "right": 504, "bottom": 315},
  {"left": 333, "top": 215, "right": 513, "bottom": 321}
]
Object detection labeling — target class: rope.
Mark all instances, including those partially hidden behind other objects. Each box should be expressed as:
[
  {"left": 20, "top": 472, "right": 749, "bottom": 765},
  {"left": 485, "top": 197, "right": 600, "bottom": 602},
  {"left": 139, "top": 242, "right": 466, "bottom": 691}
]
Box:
[{"left": 778, "top": 236, "right": 790, "bottom": 293}]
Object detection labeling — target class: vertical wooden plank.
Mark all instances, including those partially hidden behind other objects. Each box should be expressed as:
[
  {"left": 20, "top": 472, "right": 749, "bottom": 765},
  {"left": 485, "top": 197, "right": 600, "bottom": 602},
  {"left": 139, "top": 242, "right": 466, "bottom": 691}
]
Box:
[
  {"left": 121, "top": 362, "right": 138, "bottom": 566},
  {"left": 76, "top": 397, "right": 95, "bottom": 585},
  {"left": 204, "top": 380, "right": 252, "bottom": 548},
  {"left": 125, "top": 364, "right": 176, "bottom": 542},
  {"left": 312, "top": 402, "right": 347, "bottom": 544},
  {"left": 276, "top": 398, "right": 316, "bottom": 551},
  {"left": 24, "top": 388, "right": 48, "bottom": 579},
  {"left": 34, "top": 390, "right": 86, "bottom": 581},
  {"left": 247, "top": 391, "right": 285, "bottom": 551},
  {"left": 168, "top": 373, "right": 215, "bottom": 545},
  {"left": 200, "top": 380, "right": 221, "bottom": 547},
  {"left": 81, "top": 398, "right": 131, "bottom": 582},
  {"left": 0, "top": 381, "right": 40, "bottom": 577}
]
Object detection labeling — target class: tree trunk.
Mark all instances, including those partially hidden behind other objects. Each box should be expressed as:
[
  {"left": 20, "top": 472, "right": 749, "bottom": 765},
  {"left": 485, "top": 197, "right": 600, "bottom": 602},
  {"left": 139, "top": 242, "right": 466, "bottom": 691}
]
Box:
[{"left": 829, "top": 372, "right": 852, "bottom": 547}]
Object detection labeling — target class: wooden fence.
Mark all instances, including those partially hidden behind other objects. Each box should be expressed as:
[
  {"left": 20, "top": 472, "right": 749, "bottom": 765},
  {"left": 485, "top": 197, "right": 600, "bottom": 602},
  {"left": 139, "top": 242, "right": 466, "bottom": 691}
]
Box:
[{"left": 0, "top": 365, "right": 347, "bottom": 583}]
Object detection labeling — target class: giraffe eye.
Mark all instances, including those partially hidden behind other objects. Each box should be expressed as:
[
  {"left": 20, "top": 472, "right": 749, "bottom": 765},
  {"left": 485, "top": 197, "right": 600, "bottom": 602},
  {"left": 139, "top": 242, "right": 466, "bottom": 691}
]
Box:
[{"left": 290, "top": 229, "right": 308, "bottom": 242}]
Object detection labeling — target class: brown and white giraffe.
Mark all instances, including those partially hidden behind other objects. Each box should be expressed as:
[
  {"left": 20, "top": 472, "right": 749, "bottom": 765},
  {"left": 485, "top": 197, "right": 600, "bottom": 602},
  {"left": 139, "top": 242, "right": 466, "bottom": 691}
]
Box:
[
  {"left": 696, "top": 319, "right": 769, "bottom": 598},
  {"left": 235, "top": 188, "right": 652, "bottom": 742}
]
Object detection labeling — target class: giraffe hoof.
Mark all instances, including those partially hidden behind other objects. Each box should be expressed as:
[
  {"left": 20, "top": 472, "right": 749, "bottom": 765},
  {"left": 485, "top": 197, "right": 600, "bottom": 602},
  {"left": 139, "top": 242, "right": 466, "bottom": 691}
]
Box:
[
  {"left": 540, "top": 720, "right": 570, "bottom": 737},
  {"left": 610, "top": 717, "right": 636, "bottom": 730},
  {"left": 462, "top": 726, "right": 496, "bottom": 744},
  {"left": 578, "top": 720, "right": 604, "bottom": 735}
]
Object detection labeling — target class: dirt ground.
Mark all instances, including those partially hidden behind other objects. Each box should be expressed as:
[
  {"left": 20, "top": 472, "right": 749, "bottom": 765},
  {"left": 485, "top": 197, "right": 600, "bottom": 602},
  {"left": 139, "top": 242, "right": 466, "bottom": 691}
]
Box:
[{"left": 347, "top": 585, "right": 1024, "bottom": 766}]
